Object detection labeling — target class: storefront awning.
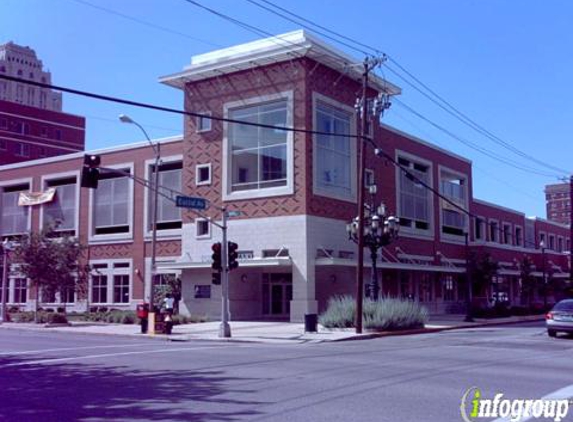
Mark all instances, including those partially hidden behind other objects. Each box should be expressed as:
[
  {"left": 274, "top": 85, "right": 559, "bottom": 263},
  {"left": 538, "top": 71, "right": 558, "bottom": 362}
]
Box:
[
  {"left": 315, "top": 257, "right": 465, "bottom": 273},
  {"left": 158, "top": 257, "right": 292, "bottom": 271}
]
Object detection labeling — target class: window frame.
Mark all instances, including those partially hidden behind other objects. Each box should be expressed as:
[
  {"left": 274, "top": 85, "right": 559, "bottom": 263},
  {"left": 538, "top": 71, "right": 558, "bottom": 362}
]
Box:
[
  {"left": 488, "top": 219, "right": 499, "bottom": 243},
  {"left": 195, "top": 218, "right": 211, "bottom": 239},
  {"left": 312, "top": 93, "right": 357, "bottom": 203},
  {"left": 196, "top": 112, "right": 212, "bottom": 133},
  {"left": 222, "top": 91, "right": 294, "bottom": 201},
  {"left": 143, "top": 155, "right": 183, "bottom": 239},
  {"left": 196, "top": 163, "right": 212, "bottom": 186},
  {"left": 0, "top": 177, "right": 32, "bottom": 238},
  {"left": 395, "top": 150, "right": 434, "bottom": 239},
  {"left": 438, "top": 165, "right": 469, "bottom": 242},
  {"left": 40, "top": 171, "right": 80, "bottom": 236},
  {"left": 89, "top": 259, "right": 132, "bottom": 305},
  {"left": 88, "top": 162, "right": 134, "bottom": 244}
]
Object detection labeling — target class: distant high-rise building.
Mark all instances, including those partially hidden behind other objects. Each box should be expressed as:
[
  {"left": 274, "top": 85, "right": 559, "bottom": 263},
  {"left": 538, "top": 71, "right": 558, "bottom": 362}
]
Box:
[
  {"left": 0, "top": 42, "right": 84, "bottom": 165},
  {"left": 0, "top": 42, "right": 62, "bottom": 111},
  {"left": 545, "top": 182, "right": 571, "bottom": 225}
]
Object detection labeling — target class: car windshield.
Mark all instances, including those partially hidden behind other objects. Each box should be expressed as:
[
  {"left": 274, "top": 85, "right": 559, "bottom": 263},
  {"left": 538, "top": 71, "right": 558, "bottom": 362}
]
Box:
[{"left": 553, "top": 301, "right": 573, "bottom": 311}]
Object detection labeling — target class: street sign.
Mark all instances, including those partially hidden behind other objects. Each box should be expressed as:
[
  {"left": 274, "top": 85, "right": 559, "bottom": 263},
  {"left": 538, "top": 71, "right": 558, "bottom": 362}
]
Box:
[
  {"left": 226, "top": 211, "right": 242, "bottom": 218},
  {"left": 175, "top": 195, "right": 207, "bottom": 210}
]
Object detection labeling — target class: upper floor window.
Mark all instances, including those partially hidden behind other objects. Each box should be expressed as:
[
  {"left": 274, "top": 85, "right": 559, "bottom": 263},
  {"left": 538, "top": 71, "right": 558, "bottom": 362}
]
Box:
[
  {"left": 228, "top": 99, "right": 288, "bottom": 193},
  {"left": 149, "top": 161, "right": 182, "bottom": 231},
  {"left": 398, "top": 156, "right": 431, "bottom": 232},
  {"left": 0, "top": 118, "right": 7, "bottom": 130},
  {"left": 196, "top": 163, "right": 211, "bottom": 186},
  {"left": 93, "top": 171, "right": 131, "bottom": 236},
  {"left": 515, "top": 226, "right": 523, "bottom": 247},
  {"left": 558, "top": 236, "right": 563, "bottom": 253},
  {"left": 539, "top": 232, "right": 546, "bottom": 248},
  {"left": 14, "top": 142, "right": 29, "bottom": 157},
  {"left": 315, "top": 101, "right": 354, "bottom": 200},
  {"left": 489, "top": 221, "right": 499, "bottom": 242},
  {"left": 196, "top": 112, "right": 212, "bottom": 132},
  {"left": 440, "top": 170, "right": 467, "bottom": 237},
  {"left": 475, "top": 218, "right": 484, "bottom": 240},
  {"left": 43, "top": 177, "right": 77, "bottom": 234},
  {"left": 549, "top": 234, "right": 555, "bottom": 250},
  {"left": 502, "top": 223, "right": 512, "bottom": 245},
  {"left": 0, "top": 183, "right": 30, "bottom": 237}
]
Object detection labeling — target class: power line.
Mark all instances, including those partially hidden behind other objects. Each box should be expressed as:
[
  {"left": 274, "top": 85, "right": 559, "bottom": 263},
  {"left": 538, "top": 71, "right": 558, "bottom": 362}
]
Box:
[
  {"left": 243, "top": 0, "right": 571, "bottom": 176},
  {"left": 0, "top": 74, "right": 358, "bottom": 140},
  {"left": 69, "top": 0, "right": 221, "bottom": 48},
  {"left": 394, "top": 99, "right": 561, "bottom": 178}
]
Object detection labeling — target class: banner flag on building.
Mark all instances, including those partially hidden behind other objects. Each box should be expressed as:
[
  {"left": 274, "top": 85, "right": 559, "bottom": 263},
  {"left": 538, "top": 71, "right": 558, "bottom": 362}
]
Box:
[{"left": 18, "top": 188, "right": 56, "bottom": 206}]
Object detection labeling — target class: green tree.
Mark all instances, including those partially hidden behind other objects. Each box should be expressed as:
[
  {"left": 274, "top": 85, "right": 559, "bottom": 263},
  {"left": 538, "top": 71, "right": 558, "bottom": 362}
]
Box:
[
  {"left": 14, "top": 226, "right": 87, "bottom": 322},
  {"left": 519, "top": 255, "right": 536, "bottom": 307},
  {"left": 469, "top": 252, "right": 499, "bottom": 305}
]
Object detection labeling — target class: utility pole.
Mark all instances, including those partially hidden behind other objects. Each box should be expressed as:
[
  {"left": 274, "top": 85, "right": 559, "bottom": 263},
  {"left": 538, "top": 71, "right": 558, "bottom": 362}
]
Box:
[
  {"left": 355, "top": 56, "right": 386, "bottom": 334},
  {"left": 464, "top": 229, "right": 474, "bottom": 322},
  {"left": 569, "top": 175, "right": 573, "bottom": 286}
]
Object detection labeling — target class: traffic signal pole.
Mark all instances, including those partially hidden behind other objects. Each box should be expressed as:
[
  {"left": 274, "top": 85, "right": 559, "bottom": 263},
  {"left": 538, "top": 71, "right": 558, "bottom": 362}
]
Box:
[{"left": 219, "top": 207, "right": 231, "bottom": 338}]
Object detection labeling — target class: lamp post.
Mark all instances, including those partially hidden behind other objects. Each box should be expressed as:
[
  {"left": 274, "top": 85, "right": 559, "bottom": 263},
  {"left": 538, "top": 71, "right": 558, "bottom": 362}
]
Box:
[
  {"left": 540, "top": 240, "right": 547, "bottom": 308},
  {"left": 464, "top": 230, "right": 474, "bottom": 322},
  {"left": 346, "top": 185, "right": 399, "bottom": 301},
  {"left": 119, "top": 114, "right": 160, "bottom": 306},
  {"left": 1, "top": 240, "right": 14, "bottom": 323}
]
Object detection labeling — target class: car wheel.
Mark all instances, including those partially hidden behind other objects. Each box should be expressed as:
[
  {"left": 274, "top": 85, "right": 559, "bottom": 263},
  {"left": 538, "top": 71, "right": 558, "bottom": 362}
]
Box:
[{"left": 548, "top": 330, "right": 557, "bottom": 338}]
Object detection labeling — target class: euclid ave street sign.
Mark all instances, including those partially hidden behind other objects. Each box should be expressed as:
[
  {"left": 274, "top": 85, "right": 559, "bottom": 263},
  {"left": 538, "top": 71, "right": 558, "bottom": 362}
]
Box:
[{"left": 175, "top": 195, "right": 207, "bottom": 210}]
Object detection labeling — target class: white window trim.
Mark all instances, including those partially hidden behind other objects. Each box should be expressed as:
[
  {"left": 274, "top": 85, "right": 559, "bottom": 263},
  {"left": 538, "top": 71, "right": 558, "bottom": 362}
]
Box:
[
  {"left": 501, "top": 222, "right": 513, "bottom": 246},
  {"left": 488, "top": 219, "right": 500, "bottom": 243},
  {"left": 312, "top": 92, "right": 357, "bottom": 203},
  {"left": 143, "top": 155, "right": 183, "bottom": 240},
  {"left": 438, "top": 164, "right": 469, "bottom": 244},
  {"left": 222, "top": 91, "right": 294, "bottom": 201},
  {"left": 88, "top": 162, "right": 134, "bottom": 244},
  {"left": 0, "top": 177, "right": 33, "bottom": 237},
  {"left": 196, "top": 111, "right": 212, "bottom": 133},
  {"left": 514, "top": 225, "right": 524, "bottom": 247},
  {"left": 195, "top": 218, "right": 211, "bottom": 240},
  {"left": 196, "top": 163, "right": 212, "bottom": 186},
  {"left": 394, "top": 150, "right": 434, "bottom": 240},
  {"left": 89, "top": 259, "right": 133, "bottom": 306},
  {"left": 474, "top": 215, "right": 486, "bottom": 243},
  {"left": 40, "top": 170, "right": 80, "bottom": 236}
]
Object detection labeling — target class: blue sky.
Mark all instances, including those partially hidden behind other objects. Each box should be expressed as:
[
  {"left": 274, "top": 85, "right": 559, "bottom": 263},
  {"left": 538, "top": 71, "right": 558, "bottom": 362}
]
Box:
[{"left": 1, "top": 0, "right": 572, "bottom": 218}]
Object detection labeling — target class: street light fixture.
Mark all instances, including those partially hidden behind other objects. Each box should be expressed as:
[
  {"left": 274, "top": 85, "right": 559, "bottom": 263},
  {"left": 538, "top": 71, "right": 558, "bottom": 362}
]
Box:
[
  {"left": 346, "top": 185, "right": 399, "bottom": 301},
  {"left": 119, "top": 114, "right": 161, "bottom": 306},
  {"left": 1, "top": 240, "right": 14, "bottom": 323},
  {"left": 540, "top": 239, "right": 547, "bottom": 309}
]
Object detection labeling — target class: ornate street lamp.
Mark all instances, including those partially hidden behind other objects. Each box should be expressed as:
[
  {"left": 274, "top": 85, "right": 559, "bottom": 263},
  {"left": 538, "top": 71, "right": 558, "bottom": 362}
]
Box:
[{"left": 346, "top": 185, "right": 399, "bottom": 301}]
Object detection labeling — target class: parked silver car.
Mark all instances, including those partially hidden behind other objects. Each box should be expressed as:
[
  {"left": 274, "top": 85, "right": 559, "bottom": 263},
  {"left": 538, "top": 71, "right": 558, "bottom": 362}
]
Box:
[{"left": 546, "top": 299, "right": 573, "bottom": 337}]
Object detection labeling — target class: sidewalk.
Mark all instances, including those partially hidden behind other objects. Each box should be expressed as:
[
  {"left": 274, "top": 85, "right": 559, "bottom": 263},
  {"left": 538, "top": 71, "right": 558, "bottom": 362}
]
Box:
[{"left": 0, "top": 314, "right": 545, "bottom": 344}]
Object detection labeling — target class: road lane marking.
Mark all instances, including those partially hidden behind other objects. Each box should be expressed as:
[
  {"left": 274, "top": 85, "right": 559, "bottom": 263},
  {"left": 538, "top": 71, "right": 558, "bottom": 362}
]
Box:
[
  {"left": 1, "top": 344, "right": 248, "bottom": 367},
  {"left": 491, "top": 384, "right": 573, "bottom": 422},
  {"left": 0, "top": 343, "right": 160, "bottom": 356}
]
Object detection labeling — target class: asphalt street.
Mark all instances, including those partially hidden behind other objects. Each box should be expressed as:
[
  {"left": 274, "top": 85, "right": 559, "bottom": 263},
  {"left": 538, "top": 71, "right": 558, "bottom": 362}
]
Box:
[{"left": 1, "top": 321, "right": 572, "bottom": 422}]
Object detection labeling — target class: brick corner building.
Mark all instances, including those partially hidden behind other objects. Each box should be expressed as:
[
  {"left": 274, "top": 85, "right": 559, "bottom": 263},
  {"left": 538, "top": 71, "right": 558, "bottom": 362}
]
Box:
[{"left": 545, "top": 182, "right": 570, "bottom": 225}]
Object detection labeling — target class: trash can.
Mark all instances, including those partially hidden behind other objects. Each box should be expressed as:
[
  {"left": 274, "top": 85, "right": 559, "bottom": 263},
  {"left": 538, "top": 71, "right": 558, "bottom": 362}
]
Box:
[
  {"left": 136, "top": 303, "right": 149, "bottom": 334},
  {"left": 304, "top": 313, "right": 318, "bottom": 332}
]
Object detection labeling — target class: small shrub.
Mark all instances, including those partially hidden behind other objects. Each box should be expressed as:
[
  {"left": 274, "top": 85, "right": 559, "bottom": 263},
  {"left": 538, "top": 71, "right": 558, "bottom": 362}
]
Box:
[
  {"left": 48, "top": 313, "right": 68, "bottom": 324},
  {"left": 121, "top": 313, "right": 135, "bottom": 324},
  {"left": 319, "top": 295, "right": 428, "bottom": 331},
  {"left": 318, "top": 296, "right": 356, "bottom": 328}
]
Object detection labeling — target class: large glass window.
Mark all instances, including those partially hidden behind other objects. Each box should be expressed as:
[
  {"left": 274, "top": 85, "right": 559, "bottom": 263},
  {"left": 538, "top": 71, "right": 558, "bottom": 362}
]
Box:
[
  {"left": 149, "top": 162, "right": 182, "bottom": 231},
  {"left": 113, "top": 275, "right": 130, "bottom": 303},
  {"left": 398, "top": 157, "right": 431, "bottom": 231},
  {"left": 44, "top": 177, "right": 76, "bottom": 233},
  {"left": 92, "top": 275, "right": 108, "bottom": 304},
  {"left": 1, "top": 184, "right": 29, "bottom": 237},
  {"left": 93, "top": 173, "right": 130, "bottom": 235},
  {"left": 228, "top": 100, "right": 288, "bottom": 192},
  {"left": 315, "top": 102, "right": 352, "bottom": 198},
  {"left": 13, "top": 278, "right": 27, "bottom": 303},
  {"left": 440, "top": 170, "right": 467, "bottom": 236}
]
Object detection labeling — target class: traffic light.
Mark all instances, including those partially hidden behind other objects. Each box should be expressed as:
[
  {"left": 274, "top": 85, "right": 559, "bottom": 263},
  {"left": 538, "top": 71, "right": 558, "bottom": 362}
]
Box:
[
  {"left": 211, "top": 242, "right": 222, "bottom": 271},
  {"left": 211, "top": 272, "right": 221, "bottom": 285},
  {"left": 81, "top": 154, "right": 101, "bottom": 189},
  {"left": 228, "top": 241, "right": 239, "bottom": 271}
]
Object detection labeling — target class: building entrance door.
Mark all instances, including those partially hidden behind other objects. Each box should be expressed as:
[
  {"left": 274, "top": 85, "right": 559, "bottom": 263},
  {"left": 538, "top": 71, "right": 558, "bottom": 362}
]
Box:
[{"left": 262, "top": 273, "right": 292, "bottom": 317}]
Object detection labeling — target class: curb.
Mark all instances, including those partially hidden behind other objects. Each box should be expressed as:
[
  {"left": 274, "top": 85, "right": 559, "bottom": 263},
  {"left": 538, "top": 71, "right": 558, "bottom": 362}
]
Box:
[{"left": 330, "top": 316, "right": 545, "bottom": 342}]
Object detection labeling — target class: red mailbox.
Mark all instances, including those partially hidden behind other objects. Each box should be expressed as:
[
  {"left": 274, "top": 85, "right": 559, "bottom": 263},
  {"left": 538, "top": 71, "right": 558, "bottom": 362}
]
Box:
[{"left": 136, "top": 303, "right": 149, "bottom": 319}]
